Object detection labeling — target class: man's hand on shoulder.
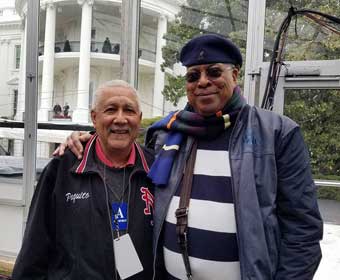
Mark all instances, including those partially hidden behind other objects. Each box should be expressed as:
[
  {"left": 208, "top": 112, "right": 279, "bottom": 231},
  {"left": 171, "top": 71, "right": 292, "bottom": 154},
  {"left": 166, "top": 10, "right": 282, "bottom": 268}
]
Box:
[{"left": 52, "top": 131, "right": 91, "bottom": 159}]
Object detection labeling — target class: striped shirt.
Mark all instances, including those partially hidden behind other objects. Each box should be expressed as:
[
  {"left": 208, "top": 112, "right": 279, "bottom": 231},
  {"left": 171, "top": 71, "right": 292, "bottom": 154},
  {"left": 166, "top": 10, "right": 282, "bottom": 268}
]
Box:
[{"left": 163, "top": 129, "right": 241, "bottom": 280}]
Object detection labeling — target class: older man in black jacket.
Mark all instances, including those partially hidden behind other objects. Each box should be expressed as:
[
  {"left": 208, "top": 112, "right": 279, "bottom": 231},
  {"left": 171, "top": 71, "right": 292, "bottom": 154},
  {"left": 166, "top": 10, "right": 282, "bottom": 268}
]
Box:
[{"left": 12, "top": 80, "right": 156, "bottom": 280}]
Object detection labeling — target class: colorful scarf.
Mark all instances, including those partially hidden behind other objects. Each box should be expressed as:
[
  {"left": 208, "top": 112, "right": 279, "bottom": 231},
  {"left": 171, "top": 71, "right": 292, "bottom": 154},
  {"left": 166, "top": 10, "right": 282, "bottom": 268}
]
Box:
[{"left": 146, "top": 86, "right": 246, "bottom": 186}]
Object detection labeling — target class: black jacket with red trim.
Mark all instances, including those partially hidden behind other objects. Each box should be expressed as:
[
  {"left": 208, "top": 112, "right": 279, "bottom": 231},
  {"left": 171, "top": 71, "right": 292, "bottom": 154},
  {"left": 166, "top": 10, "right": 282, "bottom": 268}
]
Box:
[{"left": 12, "top": 134, "right": 155, "bottom": 280}]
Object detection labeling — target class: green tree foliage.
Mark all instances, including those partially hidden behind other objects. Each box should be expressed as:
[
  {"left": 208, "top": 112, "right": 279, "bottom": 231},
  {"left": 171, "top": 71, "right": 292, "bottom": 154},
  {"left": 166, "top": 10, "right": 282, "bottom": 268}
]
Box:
[
  {"left": 136, "top": 116, "right": 163, "bottom": 144},
  {"left": 162, "top": 76, "right": 187, "bottom": 106},
  {"left": 284, "top": 89, "right": 340, "bottom": 180}
]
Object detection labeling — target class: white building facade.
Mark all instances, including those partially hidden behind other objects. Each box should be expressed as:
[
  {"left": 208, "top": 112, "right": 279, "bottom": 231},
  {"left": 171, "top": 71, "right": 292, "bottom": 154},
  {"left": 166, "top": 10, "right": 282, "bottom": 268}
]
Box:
[
  {"left": 0, "top": 0, "right": 185, "bottom": 157},
  {"left": 19, "top": 0, "right": 182, "bottom": 120},
  {"left": 0, "top": 0, "right": 21, "bottom": 121}
]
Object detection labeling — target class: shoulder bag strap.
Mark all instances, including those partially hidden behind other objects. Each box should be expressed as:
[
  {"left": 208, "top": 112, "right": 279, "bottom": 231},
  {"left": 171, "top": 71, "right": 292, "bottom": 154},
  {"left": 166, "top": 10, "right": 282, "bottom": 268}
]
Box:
[{"left": 175, "top": 140, "right": 197, "bottom": 280}]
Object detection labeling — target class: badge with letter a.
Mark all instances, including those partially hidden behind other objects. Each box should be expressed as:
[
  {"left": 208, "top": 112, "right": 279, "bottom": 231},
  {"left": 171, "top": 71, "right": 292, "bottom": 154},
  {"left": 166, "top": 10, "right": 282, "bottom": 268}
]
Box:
[{"left": 111, "top": 202, "right": 128, "bottom": 230}]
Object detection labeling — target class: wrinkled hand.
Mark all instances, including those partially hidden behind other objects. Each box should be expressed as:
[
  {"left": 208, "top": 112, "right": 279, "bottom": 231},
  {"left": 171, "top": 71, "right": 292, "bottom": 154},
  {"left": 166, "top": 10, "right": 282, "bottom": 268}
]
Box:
[{"left": 52, "top": 131, "right": 91, "bottom": 159}]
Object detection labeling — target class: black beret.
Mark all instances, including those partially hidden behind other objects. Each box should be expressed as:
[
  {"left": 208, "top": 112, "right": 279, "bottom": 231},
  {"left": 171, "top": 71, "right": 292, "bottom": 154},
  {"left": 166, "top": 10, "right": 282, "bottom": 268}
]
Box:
[{"left": 180, "top": 33, "right": 243, "bottom": 68}]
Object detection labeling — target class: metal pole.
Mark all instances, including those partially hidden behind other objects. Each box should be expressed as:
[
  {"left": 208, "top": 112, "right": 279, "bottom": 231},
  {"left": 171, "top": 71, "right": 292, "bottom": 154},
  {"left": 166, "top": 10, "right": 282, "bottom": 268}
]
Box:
[
  {"left": 243, "top": 0, "right": 266, "bottom": 106},
  {"left": 22, "top": 0, "right": 39, "bottom": 223},
  {"left": 120, "top": 0, "right": 141, "bottom": 88}
]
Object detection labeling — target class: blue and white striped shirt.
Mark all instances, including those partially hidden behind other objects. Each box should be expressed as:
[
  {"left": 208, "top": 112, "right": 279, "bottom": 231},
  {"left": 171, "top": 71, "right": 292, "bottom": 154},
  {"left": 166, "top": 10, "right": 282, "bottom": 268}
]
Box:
[{"left": 163, "top": 129, "right": 241, "bottom": 280}]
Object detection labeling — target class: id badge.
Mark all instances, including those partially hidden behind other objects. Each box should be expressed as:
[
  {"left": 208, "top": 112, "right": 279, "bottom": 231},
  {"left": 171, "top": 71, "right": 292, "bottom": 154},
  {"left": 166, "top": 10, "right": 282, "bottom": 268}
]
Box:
[
  {"left": 111, "top": 202, "right": 128, "bottom": 231},
  {"left": 114, "top": 234, "right": 143, "bottom": 279}
]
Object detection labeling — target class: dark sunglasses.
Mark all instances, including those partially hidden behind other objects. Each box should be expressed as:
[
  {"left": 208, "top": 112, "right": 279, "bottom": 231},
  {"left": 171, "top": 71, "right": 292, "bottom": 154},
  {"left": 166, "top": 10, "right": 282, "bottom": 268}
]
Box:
[{"left": 185, "top": 65, "right": 234, "bottom": 83}]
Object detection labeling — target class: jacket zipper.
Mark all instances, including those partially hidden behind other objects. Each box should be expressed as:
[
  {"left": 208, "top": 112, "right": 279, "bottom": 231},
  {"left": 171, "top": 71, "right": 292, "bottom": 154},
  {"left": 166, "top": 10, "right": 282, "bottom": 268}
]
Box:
[
  {"left": 102, "top": 176, "right": 119, "bottom": 280},
  {"left": 229, "top": 105, "right": 247, "bottom": 280},
  {"left": 102, "top": 167, "right": 146, "bottom": 280},
  {"left": 75, "top": 139, "right": 151, "bottom": 279}
]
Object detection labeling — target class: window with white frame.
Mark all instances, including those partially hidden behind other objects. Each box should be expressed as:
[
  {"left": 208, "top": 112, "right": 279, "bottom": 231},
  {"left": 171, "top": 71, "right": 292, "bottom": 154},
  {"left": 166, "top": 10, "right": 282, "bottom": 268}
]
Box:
[
  {"left": 15, "top": 44, "right": 21, "bottom": 69},
  {"left": 13, "top": 89, "right": 18, "bottom": 118}
]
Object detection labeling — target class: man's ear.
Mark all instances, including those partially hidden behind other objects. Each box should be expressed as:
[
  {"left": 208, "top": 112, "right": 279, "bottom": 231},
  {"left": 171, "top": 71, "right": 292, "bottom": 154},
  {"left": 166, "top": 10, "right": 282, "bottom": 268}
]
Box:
[
  {"left": 232, "top": 67, "right": 239, "bottom": 82},
  {"left": 90, "top": 110, "right": 97, "bottom": 128}
]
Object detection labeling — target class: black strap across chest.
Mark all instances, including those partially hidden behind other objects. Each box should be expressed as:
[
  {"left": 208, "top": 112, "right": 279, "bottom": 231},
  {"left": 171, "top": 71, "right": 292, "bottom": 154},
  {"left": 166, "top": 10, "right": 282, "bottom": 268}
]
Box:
[{"left": 175, "top": 140, "right": 197, "bottom": 280}]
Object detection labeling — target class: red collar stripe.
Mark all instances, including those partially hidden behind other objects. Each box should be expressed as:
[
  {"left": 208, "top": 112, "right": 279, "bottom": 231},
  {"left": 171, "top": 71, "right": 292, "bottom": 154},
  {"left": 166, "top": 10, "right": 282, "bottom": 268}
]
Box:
[
  {"left": 75, "top": 133, "right": 97, "bottom": 174},
  {"left": 127, "top": 144, "right": 136, "bottom": 166},
  {"left": 135, "top": 142, "right": 149, "bottom": 172}
]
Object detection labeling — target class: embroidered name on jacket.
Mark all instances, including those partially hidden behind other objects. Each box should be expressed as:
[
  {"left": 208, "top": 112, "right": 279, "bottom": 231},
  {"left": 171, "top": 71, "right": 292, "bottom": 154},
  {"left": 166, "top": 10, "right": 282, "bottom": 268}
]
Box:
[
  {"left": 65, "top": 192, "right": 90, "bottom": 203},
  {"left": 140, "top": 187, "right": 154, "bottom": 215}
]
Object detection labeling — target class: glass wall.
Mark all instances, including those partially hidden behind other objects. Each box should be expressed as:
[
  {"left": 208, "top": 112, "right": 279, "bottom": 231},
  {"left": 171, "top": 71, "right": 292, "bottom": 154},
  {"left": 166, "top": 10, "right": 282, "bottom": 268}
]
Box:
[
  {"left": 137, "top": 7, "right": 159, "bottom": 117},
  {"left": 262, "top": 0, "right": 340, "bottom": 182},
  {"left": 0, "top": 0, "right": 339, "bottom": 276},
  {"left": 0, "top": 0, "right": 251, "bottom": 260},
  {"left": 0, "top": 0, "right": 22, "bottom": 158},
  {"left": 284, "top": 88, "right": 340, "bottom": 181}
]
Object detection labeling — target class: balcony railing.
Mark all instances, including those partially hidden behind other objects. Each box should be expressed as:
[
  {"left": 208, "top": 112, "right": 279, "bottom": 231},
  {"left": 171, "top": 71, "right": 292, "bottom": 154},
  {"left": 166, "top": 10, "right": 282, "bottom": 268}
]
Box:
[
  {"left": 48, "top": 110, "right": 73, "bottom": 122},
  {"left": 38, "top": 40, "right": 156, "bottom": 62},
  {"left": 90, "top": 41, "right": 120, "bottom": 54}
]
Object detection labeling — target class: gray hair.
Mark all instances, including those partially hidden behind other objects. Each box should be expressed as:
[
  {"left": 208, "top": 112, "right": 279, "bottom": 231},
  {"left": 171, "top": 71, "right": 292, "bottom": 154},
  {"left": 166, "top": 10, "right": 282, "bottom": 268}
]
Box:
[{"left": 92, "top": 79, "right": 140, "bottom": 110}]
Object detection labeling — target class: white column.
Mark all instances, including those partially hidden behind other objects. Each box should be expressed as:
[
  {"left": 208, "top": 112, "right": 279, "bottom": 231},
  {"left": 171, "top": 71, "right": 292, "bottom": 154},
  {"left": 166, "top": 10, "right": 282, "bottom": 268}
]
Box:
[
  {"left": 5, "top": 40, "right": 11, "bottom": 80},
  {"left": 38, "top": 2, "right": 56, "bottom": 121},
  {"left": 14, "top": 15, "right": 28, "bottom": 157},
  {"left": 152, "top": 15, "right": 167, "bottom": 117},
  {"left": 0, "top": 39, "right": 11, "bottom": 101},
  {"left": 73, "top": 0, "right": 94, "bottom": 124},
  {"left": 16, "top": 15, "right": 27, "bottom": 121}
]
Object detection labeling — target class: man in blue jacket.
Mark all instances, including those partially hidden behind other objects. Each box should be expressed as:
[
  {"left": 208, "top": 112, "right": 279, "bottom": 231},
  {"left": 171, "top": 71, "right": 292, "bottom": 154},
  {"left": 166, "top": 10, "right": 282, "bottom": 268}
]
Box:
[{"left": 57, "top": 34, "right": 323, "bottom": 280}]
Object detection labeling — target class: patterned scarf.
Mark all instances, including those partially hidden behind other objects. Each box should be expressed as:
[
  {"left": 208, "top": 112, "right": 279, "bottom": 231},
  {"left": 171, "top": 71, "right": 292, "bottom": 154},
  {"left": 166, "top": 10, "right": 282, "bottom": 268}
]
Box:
[{"left": 146, "top": 86, "right": 246, "bottom": 186}]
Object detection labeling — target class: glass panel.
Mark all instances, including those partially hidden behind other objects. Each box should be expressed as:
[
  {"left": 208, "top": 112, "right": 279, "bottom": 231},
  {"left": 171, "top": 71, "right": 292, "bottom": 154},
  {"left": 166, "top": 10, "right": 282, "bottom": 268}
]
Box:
[
  {"left": 264, "top": 1, "right": 340, "bottom": 61},
  {"left": 139, "top": 0, "right": 249, "bottom": 117},
  {"left": 0, "top": 0, "right": 26, "bottom": 264},
  {"left": 138, "top": 10, "right": 158, "bottom": 117},
  {"left": 38, "top": 0, "right": 122, "bottom": 130},
  {"left": 284, "top": 89, "right": 340, "bottom": 180},
  {"left": 0, "top": 2, "right": 22, "bottom": 165},
  {"left": 36, "top": 1, "right": 123, "bottom": 161},
  {"left": 0, "top": 10, "right": 20, "bottom": 122},
  {"left": 92, "top": 3, "right": 121, "bottom": 54},
  {"left": 38, "top": 2, "right": 61, "bottom": 159}
]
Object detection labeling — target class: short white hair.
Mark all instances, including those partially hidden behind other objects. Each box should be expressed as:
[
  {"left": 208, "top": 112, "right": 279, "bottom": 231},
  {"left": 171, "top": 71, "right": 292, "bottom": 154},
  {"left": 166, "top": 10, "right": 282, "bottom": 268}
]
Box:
[{"left": 92, "top": 79, "right": 140, "bottom": 110}]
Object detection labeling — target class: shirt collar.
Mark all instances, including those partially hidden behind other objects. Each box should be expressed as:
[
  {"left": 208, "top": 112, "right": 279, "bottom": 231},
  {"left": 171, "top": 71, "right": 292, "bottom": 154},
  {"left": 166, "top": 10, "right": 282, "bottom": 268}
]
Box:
[{"left": 95, "top": 138, "right": 136, "bottom": 168}]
